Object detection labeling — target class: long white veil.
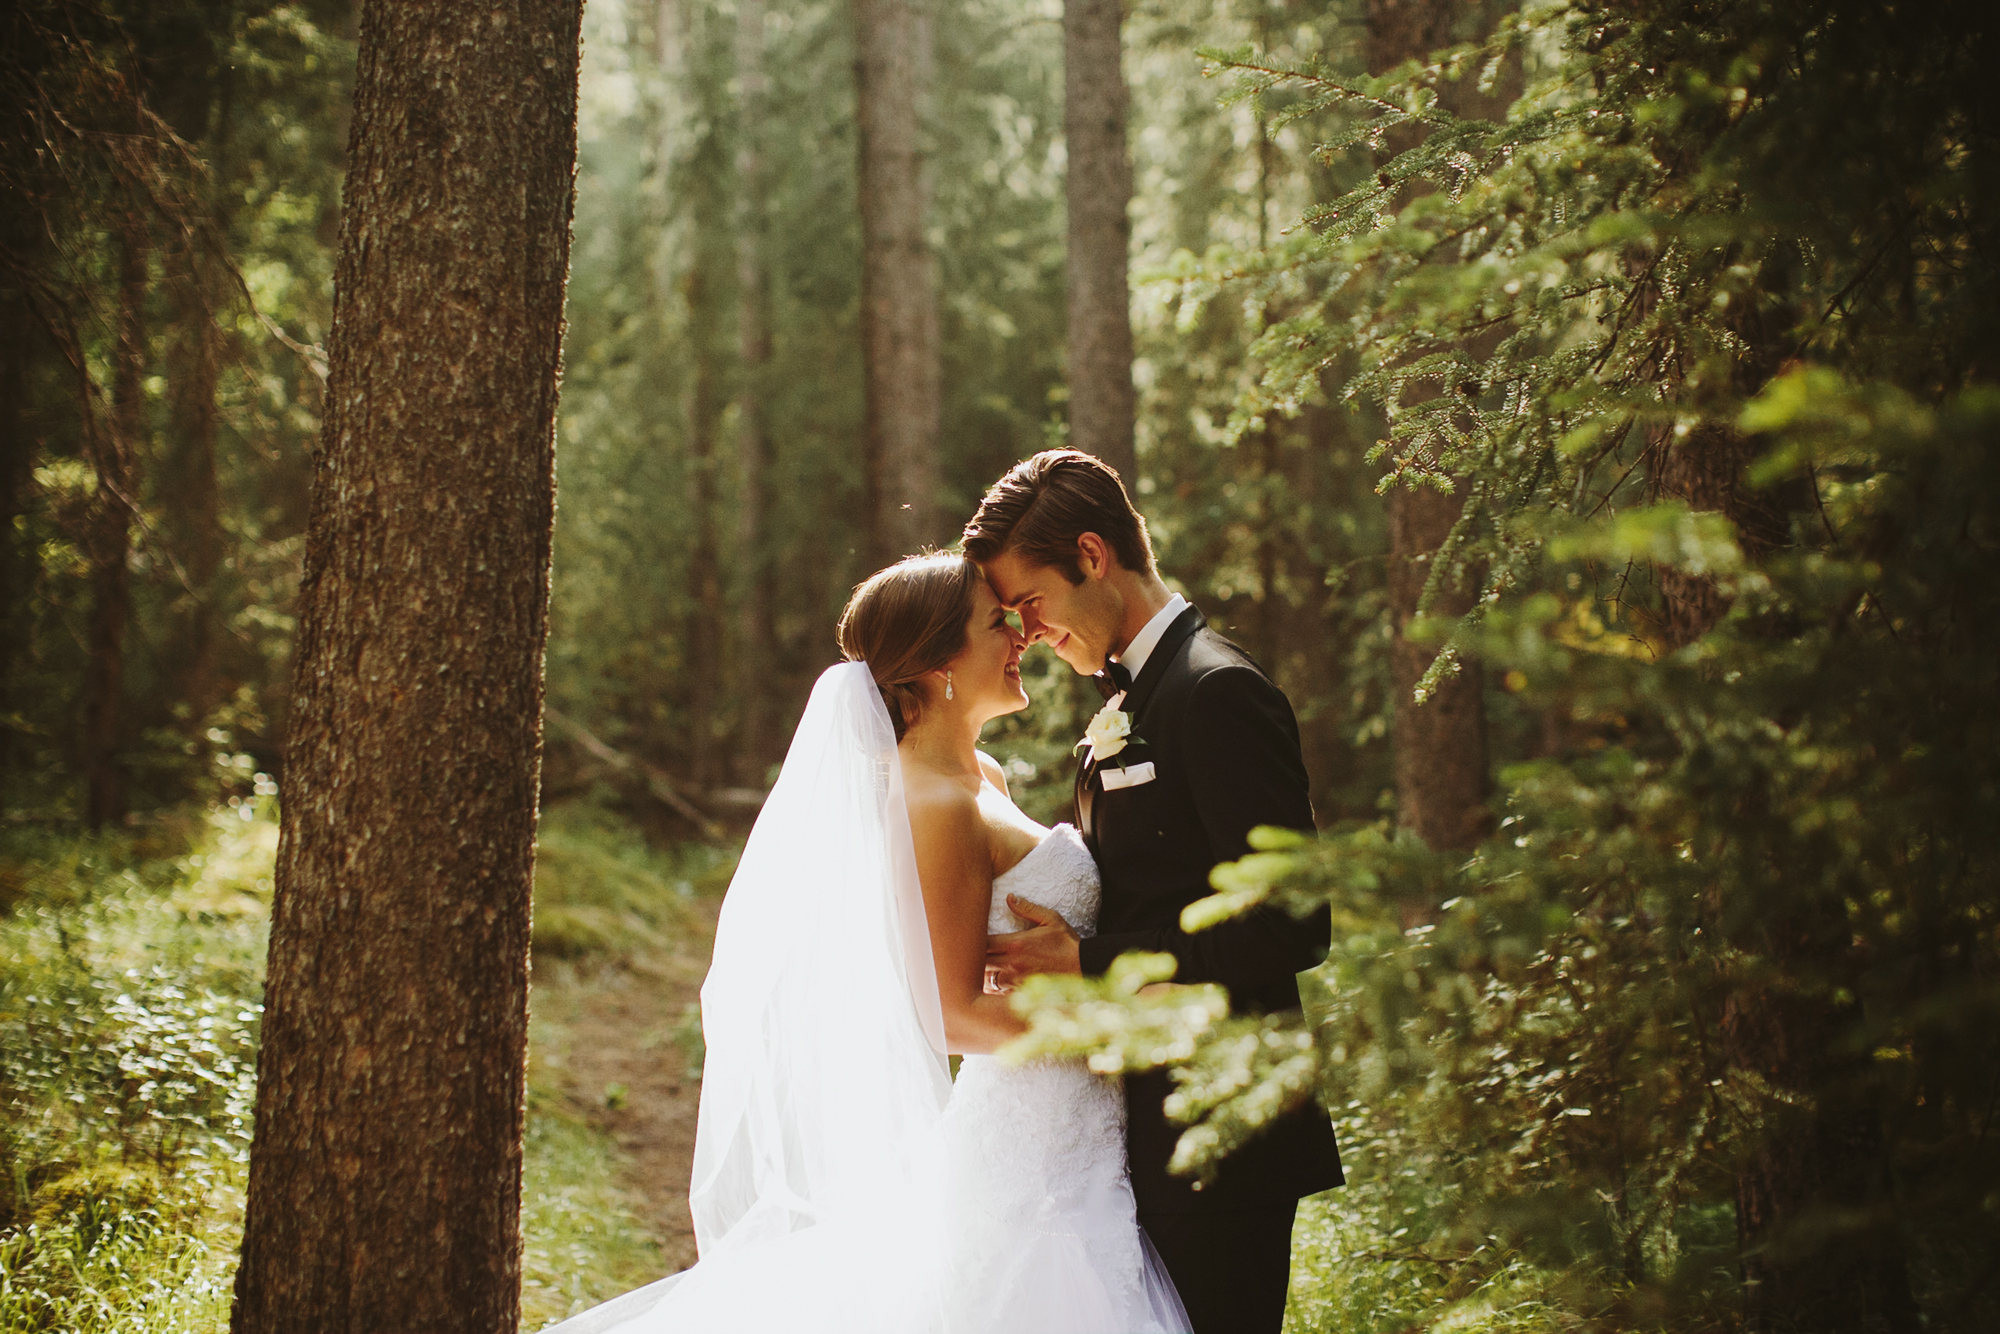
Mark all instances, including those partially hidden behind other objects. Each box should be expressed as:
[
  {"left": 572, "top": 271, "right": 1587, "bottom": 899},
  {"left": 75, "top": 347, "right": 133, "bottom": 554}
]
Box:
[
  {"left": 541, "top": 662, "right": 952, "bottom": 1334},
  {"left": 688, "top": 660, "right": 951, "bottom": 1248}
]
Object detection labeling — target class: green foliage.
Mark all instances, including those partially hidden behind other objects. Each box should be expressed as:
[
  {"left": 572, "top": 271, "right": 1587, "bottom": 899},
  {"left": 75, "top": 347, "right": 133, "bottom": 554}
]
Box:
[
  {"left": 0, "top": 808, "right": 269, "bottom": 1188},
  {"left": 11, "top": 0, "right": 1995, "bottom": 1329},
  {"left": 1009, "top": 2, "right": 2000, "bottom": 1329},
  {"left": 543, "top": 0, "right": 1408, "bottom": 826},
  {"left": 531, "top": 797, "right": 737, "bottom": 965},
  {"left": 0, "top": 809, "right": 266, "bottom": 1332},
  {"left": 1, "top": 0, "right": 354, "bottom": 816},
  {"left": 0, "top": 800, "right": 722, "bottom": 1330},
  {"left": 518, "top": 1100, "right": 666, "bottom": 1332}
]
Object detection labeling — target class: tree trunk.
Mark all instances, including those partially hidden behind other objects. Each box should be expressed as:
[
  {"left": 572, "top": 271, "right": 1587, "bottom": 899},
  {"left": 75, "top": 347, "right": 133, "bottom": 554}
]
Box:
[
  {"left": 657, "top": 0, "right": 726, "bottom": 793},
  {"left": 1385, "top": 480, "right": 1487, "bottom": 849},
  {"left": 82, "top": 218, "right": 147, "bottom": 828},
  {"left": 1364, "top": 0, "right": 1457, "bottom": 83},
  {"left": 735, "top": 0, "right": 777, "bottom": 781},
  {"left": 683, "top": 261, "right": 724, "bottom": 790},
  {"left": 1366, "top": 0, "right": 1493, "bottom": 854},
  {"left": 1248, "top": 108, "right": 1297, "bottom": 684},
  {"left": 1063, "top": 0, "right": 1136, "bottom": 486},
  {"left": 1718, "top": 928, "right": 1921, "bottom": 1334},
  {"left": 165, "top": 247, "right": 226, "bottom": 742},
  {"left": 230, "top": 2, "right": 581, "bottom": 1328},
  {"left": 854, "top": 0, "right": 941, "bottom": 563},
  {"left": 0, "top": 244, "right": 34, "bottom": 788},
  {"left": 1645, "top": 422, "right": 1791, "bottom": 646},
  {"left": 1648, "top": 423, "right": 1918, "bottom": 1333}
]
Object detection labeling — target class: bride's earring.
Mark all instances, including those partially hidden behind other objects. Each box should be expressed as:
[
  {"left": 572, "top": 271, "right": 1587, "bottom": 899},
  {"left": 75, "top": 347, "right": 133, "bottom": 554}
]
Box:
[{"left": 945, "top": 671, "right": 954, "bottom": 701}]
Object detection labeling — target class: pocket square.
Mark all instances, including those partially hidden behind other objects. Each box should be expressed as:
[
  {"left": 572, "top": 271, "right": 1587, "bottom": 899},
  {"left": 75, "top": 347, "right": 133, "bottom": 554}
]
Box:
[{"left": 1099, "top": 761, "right": 1155, "bottom": 790}]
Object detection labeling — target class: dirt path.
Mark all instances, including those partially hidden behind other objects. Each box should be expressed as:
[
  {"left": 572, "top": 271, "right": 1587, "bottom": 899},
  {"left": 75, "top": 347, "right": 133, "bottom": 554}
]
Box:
[{"left": 533, "top": 896, "right": 721, "bottom": 1275}]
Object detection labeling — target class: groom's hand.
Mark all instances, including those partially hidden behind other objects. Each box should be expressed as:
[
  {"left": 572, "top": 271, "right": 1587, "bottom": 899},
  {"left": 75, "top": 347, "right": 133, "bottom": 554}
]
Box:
[{"left": 984, "top": 895, "right": 1082, "bottom": 987}]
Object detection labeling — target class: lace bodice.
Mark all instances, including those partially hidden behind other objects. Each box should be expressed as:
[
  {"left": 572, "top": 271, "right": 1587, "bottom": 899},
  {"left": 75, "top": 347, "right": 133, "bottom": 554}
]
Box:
[
  {"left": 925, "top": 818, "right": 1181, "bottom": 1332},
  {"left": 989, "top": 822, "right": 1099, "bottom": 938}
]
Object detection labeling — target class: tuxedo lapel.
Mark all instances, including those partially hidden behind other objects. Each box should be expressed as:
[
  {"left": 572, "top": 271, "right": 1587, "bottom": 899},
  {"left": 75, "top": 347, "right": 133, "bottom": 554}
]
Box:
[
  {"left": 1075, "top": 751, "right": 1094, "bottom": 844},
  {"left": 1077, "top": 604, "right": 1205, "bottom": 843},
  {"left": 1119, "top": 604, "right": 1204, "bottom": 726}
]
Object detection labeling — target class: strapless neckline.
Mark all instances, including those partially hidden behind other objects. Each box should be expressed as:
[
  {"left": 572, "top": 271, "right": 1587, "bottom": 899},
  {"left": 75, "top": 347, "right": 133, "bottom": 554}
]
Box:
[
  {"left": 986, "top": 822, "right": 1098, "bottom": 938},
  {"left": 994, "top": 821, "right": 1079, "bottom": 889}
]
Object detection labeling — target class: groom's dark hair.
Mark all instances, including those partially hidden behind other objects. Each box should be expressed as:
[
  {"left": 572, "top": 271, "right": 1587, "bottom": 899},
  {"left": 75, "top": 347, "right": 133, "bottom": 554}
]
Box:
[{"left": 960, "top": 450, "right": 1155, "bottom": 584}]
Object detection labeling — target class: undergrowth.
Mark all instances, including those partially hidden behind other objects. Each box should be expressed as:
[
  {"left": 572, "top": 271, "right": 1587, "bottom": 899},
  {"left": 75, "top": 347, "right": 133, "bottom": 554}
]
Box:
[{"left": 0, "top": 796, "right": 719, "bottom": 1333}]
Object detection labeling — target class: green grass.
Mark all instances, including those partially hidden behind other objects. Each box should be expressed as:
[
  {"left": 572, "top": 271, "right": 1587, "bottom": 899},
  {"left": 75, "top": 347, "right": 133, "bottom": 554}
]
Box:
[
  {"left": 0, "top": 797, "right": 717, "bottom": 1333},
  {"left": 531, "top": 797, "right": 735, "bottom": 965},
  {"left": 519, "top": 1097, "right": 667, "bottom": 1330}
]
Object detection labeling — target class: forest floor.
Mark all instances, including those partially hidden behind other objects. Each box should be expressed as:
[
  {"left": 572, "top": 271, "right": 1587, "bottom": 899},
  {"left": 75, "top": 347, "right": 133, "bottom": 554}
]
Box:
[{"left": 527, "top": 893, "right": 721, "bottom": 1278}]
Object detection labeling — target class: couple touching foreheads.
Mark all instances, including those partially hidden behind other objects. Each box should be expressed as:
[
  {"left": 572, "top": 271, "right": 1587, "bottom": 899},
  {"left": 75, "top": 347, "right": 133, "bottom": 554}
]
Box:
[{"left": 550, "top": 452, "right": 1342, "bottom": 1334}]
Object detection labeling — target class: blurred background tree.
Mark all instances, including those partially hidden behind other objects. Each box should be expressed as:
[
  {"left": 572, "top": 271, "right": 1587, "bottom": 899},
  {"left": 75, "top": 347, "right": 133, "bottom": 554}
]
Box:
[
  {"left": 1, "top": 0, "right": 352, "bottom": 823},
  {"left": 2, "top": 0, "right": 1996, "bottom": 1330}
]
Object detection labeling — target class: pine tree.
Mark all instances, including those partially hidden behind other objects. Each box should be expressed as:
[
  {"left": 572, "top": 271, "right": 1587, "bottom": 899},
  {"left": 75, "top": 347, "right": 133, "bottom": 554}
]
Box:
[
  {"left": 733, "top": 0, "right": 777, "bottom": 781},
  {"left": 1018, "top": 4, "right": 2000, "bottom": 1330},
  {"left": 231, "top": 0, "right": 582, "bottom": 1325},
  {"left": 854, "top": 0, "right": 943, "bottom": 562},
  {"left": 1064, "top": 0, "right": 1137, "bottom": 485}
]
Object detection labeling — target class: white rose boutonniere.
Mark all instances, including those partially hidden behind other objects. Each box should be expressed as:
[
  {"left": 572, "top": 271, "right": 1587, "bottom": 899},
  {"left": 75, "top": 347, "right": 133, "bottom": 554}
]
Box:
[{"left": 1078, "top": 702, "right": 1132, "bottom": 765}]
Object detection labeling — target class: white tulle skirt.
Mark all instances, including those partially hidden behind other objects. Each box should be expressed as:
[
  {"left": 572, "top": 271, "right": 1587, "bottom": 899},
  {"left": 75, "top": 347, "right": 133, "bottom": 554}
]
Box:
[
  {"left": 536, "top": 669, "right": 1186, "bottom": 1334},
  {"left": 540, "top": 1055, "right": 1188, "bottom": 1334}
]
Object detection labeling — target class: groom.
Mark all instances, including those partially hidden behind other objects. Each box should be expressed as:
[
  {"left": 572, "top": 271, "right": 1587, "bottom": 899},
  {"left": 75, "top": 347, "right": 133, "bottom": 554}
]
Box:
[{"left": 968, "top": 450, "right": 1343, "bottom": 1333}]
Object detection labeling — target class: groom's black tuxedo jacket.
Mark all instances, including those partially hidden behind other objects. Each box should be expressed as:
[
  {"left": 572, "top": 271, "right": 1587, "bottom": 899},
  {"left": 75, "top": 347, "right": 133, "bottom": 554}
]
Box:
[{"left": 1075, "top": 604, "right": 1344, "bottom": 1216}]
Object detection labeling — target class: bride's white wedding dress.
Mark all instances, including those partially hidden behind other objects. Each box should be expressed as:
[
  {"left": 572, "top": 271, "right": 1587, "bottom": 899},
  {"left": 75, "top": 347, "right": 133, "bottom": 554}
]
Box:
[
  {"left": 934, "top": 823, "right": 1187, "bottom": 1333},
  {"left": 541, "top": 665, "right": 1185, "bottom": 1334}
]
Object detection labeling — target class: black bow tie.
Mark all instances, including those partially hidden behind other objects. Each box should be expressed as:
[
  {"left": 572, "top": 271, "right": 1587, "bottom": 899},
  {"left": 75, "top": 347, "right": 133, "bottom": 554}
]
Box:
[{"left": 1092, "top": 659, "right": 1133, "bottom": 701}]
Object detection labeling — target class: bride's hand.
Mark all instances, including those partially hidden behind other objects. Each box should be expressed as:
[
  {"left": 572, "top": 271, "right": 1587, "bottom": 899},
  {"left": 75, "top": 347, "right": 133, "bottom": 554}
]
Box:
[{"left": 984, "top": 895, "right": 1081, "bottom": 988}]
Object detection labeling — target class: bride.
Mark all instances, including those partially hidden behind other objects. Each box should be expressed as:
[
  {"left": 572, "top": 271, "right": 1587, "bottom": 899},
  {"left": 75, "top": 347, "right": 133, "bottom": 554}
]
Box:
[{"left": 544, "top": 553, "right": 1188, "bottom": 1334}]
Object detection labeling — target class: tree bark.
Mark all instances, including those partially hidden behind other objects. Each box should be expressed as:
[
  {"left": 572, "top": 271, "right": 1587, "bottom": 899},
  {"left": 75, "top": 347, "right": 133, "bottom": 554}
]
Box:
[
  {"left": 1645, "top": 422, "right": 1792, "bottom": 646},
  {"left": 656, "top": 0, "right": 727, "bottom": 791},
  {"left": 854, "top": 0, "right": 941, "bottom": 563},
  {"left": 1366, "top": 0, "right": 1494, "bottom": 854},
  {"left": 82, "top": 218, "right": 147, "bottom": 828},
  {"left": 230, "top": 2, "right": 581, "bottom": 1328},
  {"left": 1364, "top": 0, "right": 1457, "bottom": 83},
  {"left": 735, "top": 0, "right": 777, "bottom": 781},
  {"left": 0, "top": 241, "right": 34, "bottom": 788},
  {"left": 164, "top": 246, "right": 226, "bottom": 743},
  {"left": 1717, "top": 920, "right": 1921, "bottom": 1334},
  {"left": 683, "top": 259, "right": 724, "bottom": 789},
  {"left": 1385, "top": 480, "right": 1487, "bottom": 849},
  {"left": 1063, "top": 0, "right": 1136, "bottom": 486},
  {"left": 1647, "top": 422, "right": 1918, "bottom": 1333}
]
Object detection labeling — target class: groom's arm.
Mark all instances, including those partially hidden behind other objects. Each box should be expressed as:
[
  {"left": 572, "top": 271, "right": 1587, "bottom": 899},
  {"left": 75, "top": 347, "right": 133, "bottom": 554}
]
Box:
[{"left": 1077, "top": 665, "right": 1327, "bottom": 1014}]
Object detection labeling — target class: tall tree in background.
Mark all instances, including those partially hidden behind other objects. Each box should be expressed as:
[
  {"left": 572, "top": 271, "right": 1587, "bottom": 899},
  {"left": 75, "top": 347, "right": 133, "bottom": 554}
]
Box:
[
  {"left": 161, "top": 244, "right": 227, "bottom": 746},
  {"left": 734, "top": 0, "right": 777, "bottom": 778},
  {"left": 1644, "top": 325, "right": 1917, "bottom": 1332},
  {"left": 1168, "top": 2, "right": 1998, "bottom": 1327},
  {"left": 657, "top": 0, "right": 729, "bottom": 789},
  {"left": 231, "top": 0, "right": 581, "bottom": 1327},
  {"left": 1064, "top": 0, "right": 1137, "bottom": 484},
  {"left": 81, "top": 218, "right": 147, "bottom": 827},
  {"left": 854, "top": 0, "right": 942, "bottom": 562},
  {"left": 0, "top": 10, "right": 45, "bottom": 787},
  {"left": 0, "top": 1, "right": 349, "bottom": 817},
  {"left": 0, "top": 263, "right": 28, "bottom": 783},
  {"left": 1366, "top": 0, "right": 1490, "bottom": 854}
]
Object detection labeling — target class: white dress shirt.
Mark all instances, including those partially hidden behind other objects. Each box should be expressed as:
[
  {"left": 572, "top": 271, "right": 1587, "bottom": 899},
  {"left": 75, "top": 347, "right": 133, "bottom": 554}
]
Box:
[{"left": 1112, "top": 592, "right": 1188, "bottom": 682}]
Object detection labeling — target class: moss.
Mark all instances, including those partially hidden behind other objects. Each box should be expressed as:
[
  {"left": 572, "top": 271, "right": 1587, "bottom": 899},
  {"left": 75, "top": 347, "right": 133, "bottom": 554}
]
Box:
[{"left": 32, "top": 1163, "right": 165, "bottom": 1241}]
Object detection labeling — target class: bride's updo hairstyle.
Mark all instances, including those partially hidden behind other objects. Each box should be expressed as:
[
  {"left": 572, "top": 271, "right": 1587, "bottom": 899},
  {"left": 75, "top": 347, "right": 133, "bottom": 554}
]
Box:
[{"left": 838, "top": 552, "right": 980, "bottom": 741}]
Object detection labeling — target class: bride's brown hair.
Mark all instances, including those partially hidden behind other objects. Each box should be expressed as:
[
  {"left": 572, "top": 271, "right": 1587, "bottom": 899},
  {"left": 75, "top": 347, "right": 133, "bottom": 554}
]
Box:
[{"left": 838, "top": 552, "right": 981, "bottom": 741}]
